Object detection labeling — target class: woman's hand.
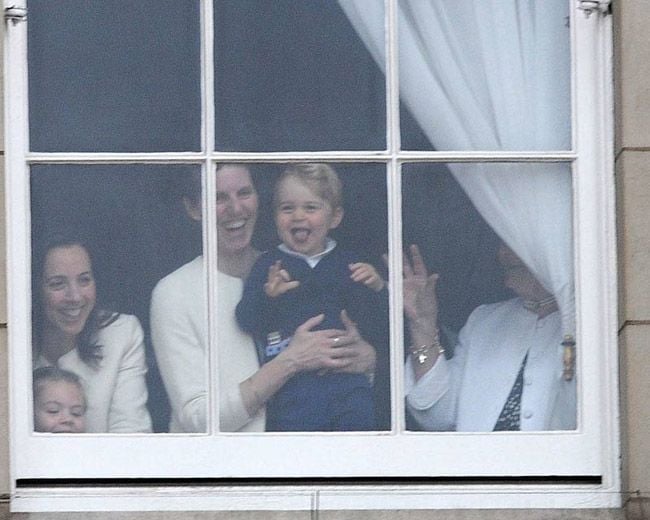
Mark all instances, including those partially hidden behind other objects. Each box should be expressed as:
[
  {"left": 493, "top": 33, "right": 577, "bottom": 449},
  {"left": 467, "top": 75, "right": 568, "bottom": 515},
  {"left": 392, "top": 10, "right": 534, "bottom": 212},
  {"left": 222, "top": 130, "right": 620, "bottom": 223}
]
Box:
[
  {"left": 241, "top": 312, "right": 377, "bottom": 418},
  {"left": 277, "top": 312, "right": 376, "bottom": 376},
  {"left": 401, "top": 245, "right": 441, "bottom": 355},
  {"left": 330, "top": 310, "right": 376, "bottom": 377},
  {"left": 403, "top": 244, "right": 439, "bottom": 323}
]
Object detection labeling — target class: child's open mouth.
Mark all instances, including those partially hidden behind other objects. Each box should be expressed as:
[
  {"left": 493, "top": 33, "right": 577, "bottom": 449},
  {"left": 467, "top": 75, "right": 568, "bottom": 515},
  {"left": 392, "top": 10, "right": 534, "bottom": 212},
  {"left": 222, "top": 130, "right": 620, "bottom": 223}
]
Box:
[{"left": 291, "top": 228, "right": 310, "bottom": 242}]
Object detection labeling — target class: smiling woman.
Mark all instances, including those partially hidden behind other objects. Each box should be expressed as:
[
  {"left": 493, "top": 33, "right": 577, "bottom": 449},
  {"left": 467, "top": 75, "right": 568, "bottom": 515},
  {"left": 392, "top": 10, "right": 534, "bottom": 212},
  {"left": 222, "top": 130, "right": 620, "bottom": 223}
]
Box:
[
  {"left": 150, "top": 163, "right": 384, "bottom": 433},
  {"left": 31, "top": 236, "right": 152, "bottom": 433},
  {"left": 41, "top": 244, "right": 97, "bottom": 347}
]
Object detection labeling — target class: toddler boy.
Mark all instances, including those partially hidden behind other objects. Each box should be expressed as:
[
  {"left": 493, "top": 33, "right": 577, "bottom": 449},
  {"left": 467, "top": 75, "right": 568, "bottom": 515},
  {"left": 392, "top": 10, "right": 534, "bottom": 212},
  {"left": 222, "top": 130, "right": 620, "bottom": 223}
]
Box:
[{"left": 236, "top": 163, "right": 388, "bottom": 431}]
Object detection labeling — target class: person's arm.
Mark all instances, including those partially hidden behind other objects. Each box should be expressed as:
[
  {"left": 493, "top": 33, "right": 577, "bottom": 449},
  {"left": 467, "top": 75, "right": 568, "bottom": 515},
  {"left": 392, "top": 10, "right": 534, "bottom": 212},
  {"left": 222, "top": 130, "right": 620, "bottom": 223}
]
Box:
[
  {"left": 239, "top": 312, "right": 376, "bottom": 417},
  {"left": 235, "top": 255, "right": 280, "bottom": 338},
  {"left": 405, "top": 316, "right": 473, "bottom": 431},
  {"left": 151, "top": 277, "right": 208, "bottom": 432},
  {"left": 401, "top": 244, "right": 444, "bottom": 380},
  {"left": 349, "top": 262, "right": 384, "bottom": 292},
  {"left": 397, "top": 244, "right": 460, "bottom": 430},
  {"left": 106, "top": 315, "right": 153, "bottom": 433},
  {"left": 153, "top": 266, "right": 376, "bottom": 432}
]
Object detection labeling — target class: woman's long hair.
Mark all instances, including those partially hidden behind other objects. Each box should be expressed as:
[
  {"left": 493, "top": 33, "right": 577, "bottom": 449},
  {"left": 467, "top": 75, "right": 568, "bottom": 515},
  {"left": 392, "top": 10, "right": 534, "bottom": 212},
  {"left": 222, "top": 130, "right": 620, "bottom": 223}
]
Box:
[{"left": 32, "top": 234, "right": 118, "bottom": 368}]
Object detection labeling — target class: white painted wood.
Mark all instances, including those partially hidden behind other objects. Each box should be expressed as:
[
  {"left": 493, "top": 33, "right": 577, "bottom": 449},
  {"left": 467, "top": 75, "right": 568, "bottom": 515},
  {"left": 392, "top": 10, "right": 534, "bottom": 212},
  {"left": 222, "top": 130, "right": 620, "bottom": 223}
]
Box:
[
  {"left": 11, "top": 482, "right": 621, "bottom": 512},
  {"left": 4, "top": 0, "right": 33, "bottom": 503}
]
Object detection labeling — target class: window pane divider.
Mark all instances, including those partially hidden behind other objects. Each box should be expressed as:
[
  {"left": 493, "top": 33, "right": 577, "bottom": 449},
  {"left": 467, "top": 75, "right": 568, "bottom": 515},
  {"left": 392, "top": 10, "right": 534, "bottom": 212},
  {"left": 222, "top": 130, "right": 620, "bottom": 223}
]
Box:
[
  {"left": 201, "top": 0, "right": 220, "bottom": 435},
  {"left": 385, "top": 0, "right": 405, "bottom": 433},
  {"left": 24, "top": 151, "right": 579, "bottom": 165},
  {"left": 24, "top": 152, "right": 207, "bottom": 164},
  {"left": 396, "top": 151, "right": 578, "bottom": 162}
]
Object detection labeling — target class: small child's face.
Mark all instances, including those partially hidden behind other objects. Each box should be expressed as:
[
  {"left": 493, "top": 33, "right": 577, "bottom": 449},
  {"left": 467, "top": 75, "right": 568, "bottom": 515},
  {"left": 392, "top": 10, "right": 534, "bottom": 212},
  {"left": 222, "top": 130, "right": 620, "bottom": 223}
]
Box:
[
  {"left": 34, "top": 380, "right": 86, "bottom": 433},
  {"left": 275, "top": 176, "right": 343, "bottom": 257}
]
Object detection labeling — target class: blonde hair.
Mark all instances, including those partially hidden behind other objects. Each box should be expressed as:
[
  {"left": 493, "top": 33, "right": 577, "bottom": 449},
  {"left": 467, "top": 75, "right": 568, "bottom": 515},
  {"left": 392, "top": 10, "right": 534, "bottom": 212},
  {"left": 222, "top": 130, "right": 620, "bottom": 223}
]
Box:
[
  {"left": 274, "top": 163, "right": 343, "bottom": 209},
  {"left": 33, "top": 366, "right": 86, "bottom": 409}
]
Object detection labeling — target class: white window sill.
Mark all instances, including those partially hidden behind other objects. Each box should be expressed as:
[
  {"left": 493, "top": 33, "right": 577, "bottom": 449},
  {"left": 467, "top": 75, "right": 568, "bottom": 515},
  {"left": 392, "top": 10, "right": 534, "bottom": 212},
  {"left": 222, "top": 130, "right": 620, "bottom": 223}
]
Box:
[{"left": 12, "top": 482, "right": 622, "bottom": 512}]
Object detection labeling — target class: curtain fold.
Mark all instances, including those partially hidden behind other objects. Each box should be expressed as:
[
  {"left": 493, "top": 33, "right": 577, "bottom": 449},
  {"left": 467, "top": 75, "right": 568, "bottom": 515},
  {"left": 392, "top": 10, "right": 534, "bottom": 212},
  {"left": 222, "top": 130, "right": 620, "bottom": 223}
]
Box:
[{"left": 338, "top": 0, "right": 575, "bottom": 337}]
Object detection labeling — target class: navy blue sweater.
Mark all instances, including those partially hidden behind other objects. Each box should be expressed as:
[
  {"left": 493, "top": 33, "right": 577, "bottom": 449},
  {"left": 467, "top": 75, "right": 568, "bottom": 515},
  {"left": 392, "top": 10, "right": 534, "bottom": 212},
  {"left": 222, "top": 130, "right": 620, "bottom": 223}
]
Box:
[{"left": 236, "top": 246, "right": 388, "bottom": 431}]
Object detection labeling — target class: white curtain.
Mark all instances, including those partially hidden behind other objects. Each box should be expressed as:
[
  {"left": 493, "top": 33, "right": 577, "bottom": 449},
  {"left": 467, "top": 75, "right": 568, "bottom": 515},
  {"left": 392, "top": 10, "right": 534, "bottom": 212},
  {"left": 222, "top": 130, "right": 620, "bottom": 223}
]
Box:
[{"left": 338, "top": 0, "right": 575, "bottom": 337}]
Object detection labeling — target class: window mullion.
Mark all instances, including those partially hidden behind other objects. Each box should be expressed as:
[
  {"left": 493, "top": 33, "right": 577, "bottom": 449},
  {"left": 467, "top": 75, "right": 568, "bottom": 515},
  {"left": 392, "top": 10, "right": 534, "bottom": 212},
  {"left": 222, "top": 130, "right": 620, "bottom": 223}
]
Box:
[
  {"left": 386, "top": 0, "right": 400, "bottom": 155},
  {"left": 202, "top": 0, "right": 220, "bottom": 436},
  {"left": 385, "top": 0, "right": 406, "bottom": 433}
]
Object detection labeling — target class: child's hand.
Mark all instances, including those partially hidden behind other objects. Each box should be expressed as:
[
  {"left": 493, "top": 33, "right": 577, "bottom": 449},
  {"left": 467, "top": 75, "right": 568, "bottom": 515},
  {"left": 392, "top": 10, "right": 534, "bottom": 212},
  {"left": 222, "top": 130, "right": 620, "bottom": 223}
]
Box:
[
  {"left": 349, "top": 262, "right": 384, "bottom": 292},
  {"left": 264, "top": 260, "right": 300, "bottom": 297}
]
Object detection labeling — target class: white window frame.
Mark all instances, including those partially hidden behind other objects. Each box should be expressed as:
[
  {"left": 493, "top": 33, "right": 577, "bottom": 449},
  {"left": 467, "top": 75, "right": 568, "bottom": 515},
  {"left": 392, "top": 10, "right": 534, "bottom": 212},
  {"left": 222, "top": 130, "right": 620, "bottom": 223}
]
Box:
[{"left": 4, "top": 0, "right": 619, "bottom": 511}]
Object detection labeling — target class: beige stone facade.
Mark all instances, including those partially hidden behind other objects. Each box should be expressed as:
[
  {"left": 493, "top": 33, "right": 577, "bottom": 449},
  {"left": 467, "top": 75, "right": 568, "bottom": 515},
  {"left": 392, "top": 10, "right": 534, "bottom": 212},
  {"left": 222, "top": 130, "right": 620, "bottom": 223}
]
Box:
[
  {"left": 616, "top": 0, "right": 650, "bottom": 518},
  {"left": 0, "top": 1, "right": 648, "bottom": 518}
]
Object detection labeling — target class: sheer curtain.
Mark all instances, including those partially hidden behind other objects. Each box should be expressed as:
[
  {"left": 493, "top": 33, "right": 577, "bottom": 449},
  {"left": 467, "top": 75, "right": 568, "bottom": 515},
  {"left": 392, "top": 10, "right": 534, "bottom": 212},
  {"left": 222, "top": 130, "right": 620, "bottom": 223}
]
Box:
[{"left": 338, "top": 0, "right": 575, "bottom": 338}]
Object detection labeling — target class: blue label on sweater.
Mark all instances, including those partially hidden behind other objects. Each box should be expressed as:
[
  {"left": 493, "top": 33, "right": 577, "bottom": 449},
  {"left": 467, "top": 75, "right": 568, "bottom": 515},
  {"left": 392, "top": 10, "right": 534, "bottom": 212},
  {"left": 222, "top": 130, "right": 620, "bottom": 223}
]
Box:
[{"left": 265, "top": 336, "right": 292, "bottom": 358}]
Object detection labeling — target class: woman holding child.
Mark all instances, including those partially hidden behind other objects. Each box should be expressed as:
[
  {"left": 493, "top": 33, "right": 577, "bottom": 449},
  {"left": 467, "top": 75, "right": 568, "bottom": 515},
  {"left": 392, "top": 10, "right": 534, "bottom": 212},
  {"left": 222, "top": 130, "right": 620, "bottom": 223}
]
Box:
[
  {"left": 151, "top": 163, "right": 380, "bottom": 432},
  {"left": 236, "top": 164, "right": 387, "bottom": 431},
  {"left": 32, "top": 236, "right": 152, "bottom": 433}
]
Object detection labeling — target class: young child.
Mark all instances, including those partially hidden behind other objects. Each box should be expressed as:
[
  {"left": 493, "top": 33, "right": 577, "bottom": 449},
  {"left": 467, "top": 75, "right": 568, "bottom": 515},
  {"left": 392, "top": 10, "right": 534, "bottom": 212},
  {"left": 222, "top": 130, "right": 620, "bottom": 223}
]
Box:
[
  {"left": 33, "top": 366, "right": 87, "bottom": 433},
  {"left": 236, "top": 163, "right": 388, "bottom": 431}
]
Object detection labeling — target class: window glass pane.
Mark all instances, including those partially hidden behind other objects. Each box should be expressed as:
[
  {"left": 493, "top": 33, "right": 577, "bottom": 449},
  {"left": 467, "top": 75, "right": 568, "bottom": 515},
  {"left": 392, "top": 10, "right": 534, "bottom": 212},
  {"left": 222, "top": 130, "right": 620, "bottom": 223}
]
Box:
[
  {"left": 31, "top": 165, "right": 204, "bottom": 433},
  {"left": 401, "top": 162, "right": 576, "bottom": 431},
  {"left": 28, "top": 1, "right": 201, "bottom": 152},
  {"left": 214, "top": 1, "right": 386, "bottom": 152},
  {"left": 397, "top": 1, "right": 571, "bottom": 151},
  {"left": 214, "top": 163, "right": 390, "bottom": 432}
]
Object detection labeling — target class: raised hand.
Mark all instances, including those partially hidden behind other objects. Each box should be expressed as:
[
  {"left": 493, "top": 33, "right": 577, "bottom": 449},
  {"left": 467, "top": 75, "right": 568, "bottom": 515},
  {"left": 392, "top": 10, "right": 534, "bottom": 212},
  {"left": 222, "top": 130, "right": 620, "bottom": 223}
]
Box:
[
  {"left": 349, "top": 262, "right": 385, "bottom": 292},
  {"left": 402, "top": 244, "right": 439, "bottom": 332},
  {"left": 264, "top": 260, "right": 300, "bottom": 297}
]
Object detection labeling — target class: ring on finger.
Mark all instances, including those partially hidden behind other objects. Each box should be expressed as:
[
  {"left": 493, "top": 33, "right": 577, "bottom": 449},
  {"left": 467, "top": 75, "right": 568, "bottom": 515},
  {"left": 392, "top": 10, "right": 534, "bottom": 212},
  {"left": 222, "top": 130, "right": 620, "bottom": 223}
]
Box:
[{"left": 333, "top": 336, "right": 340, "bottom": 345}]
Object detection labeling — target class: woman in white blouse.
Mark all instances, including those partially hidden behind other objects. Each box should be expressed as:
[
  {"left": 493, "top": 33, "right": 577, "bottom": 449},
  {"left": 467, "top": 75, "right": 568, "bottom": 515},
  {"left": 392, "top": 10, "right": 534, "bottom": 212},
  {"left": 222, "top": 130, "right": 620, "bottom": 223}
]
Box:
[
  {"left": 151, "top": 164, "right": 376, "bottom": 432},
  {"left": 403, "top": 243, "right": 575, "bottom": 432},
  {"left": 32, "top": 236, "right": 152, "bottom": 433}
]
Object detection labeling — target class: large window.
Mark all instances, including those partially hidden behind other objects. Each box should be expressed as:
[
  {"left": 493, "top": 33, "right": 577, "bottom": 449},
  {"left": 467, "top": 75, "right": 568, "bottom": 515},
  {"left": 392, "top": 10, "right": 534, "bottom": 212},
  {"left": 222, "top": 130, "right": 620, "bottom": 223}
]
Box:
[{"left": 6, "top": 0, "right": 618, "bottom": 511}]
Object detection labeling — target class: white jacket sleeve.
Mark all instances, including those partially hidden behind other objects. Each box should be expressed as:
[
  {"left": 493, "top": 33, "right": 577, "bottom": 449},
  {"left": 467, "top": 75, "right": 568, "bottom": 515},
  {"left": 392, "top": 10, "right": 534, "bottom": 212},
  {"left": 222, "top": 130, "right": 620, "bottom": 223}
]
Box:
[
  {"left": 107, "top": 315, "right": 153, "bottom": 433},
  {"left": 405, "top": 320, "right": 473, "bottom": 431},
  {"left": 150, "top": 278, "right": 208, "bottom": 433},
  {"left": 405, "top": 354, "right": 458, "bottom": 431}
]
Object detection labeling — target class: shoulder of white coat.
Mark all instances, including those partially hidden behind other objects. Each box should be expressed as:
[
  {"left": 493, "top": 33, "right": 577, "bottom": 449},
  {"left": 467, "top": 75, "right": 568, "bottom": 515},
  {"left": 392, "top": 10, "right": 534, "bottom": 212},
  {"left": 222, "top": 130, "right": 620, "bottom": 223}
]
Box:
[
  {"left": 97, "top": 313, "right": 143, "bottom": 351},
  {"left": 151, "top": 256, "right": 204, "bottom": 305},
  {"left": 463, "top": 297, "right": 523, "bottom": 330},
  {"left": 106, "top": 312, "right": 141, "bottom": 330}
]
